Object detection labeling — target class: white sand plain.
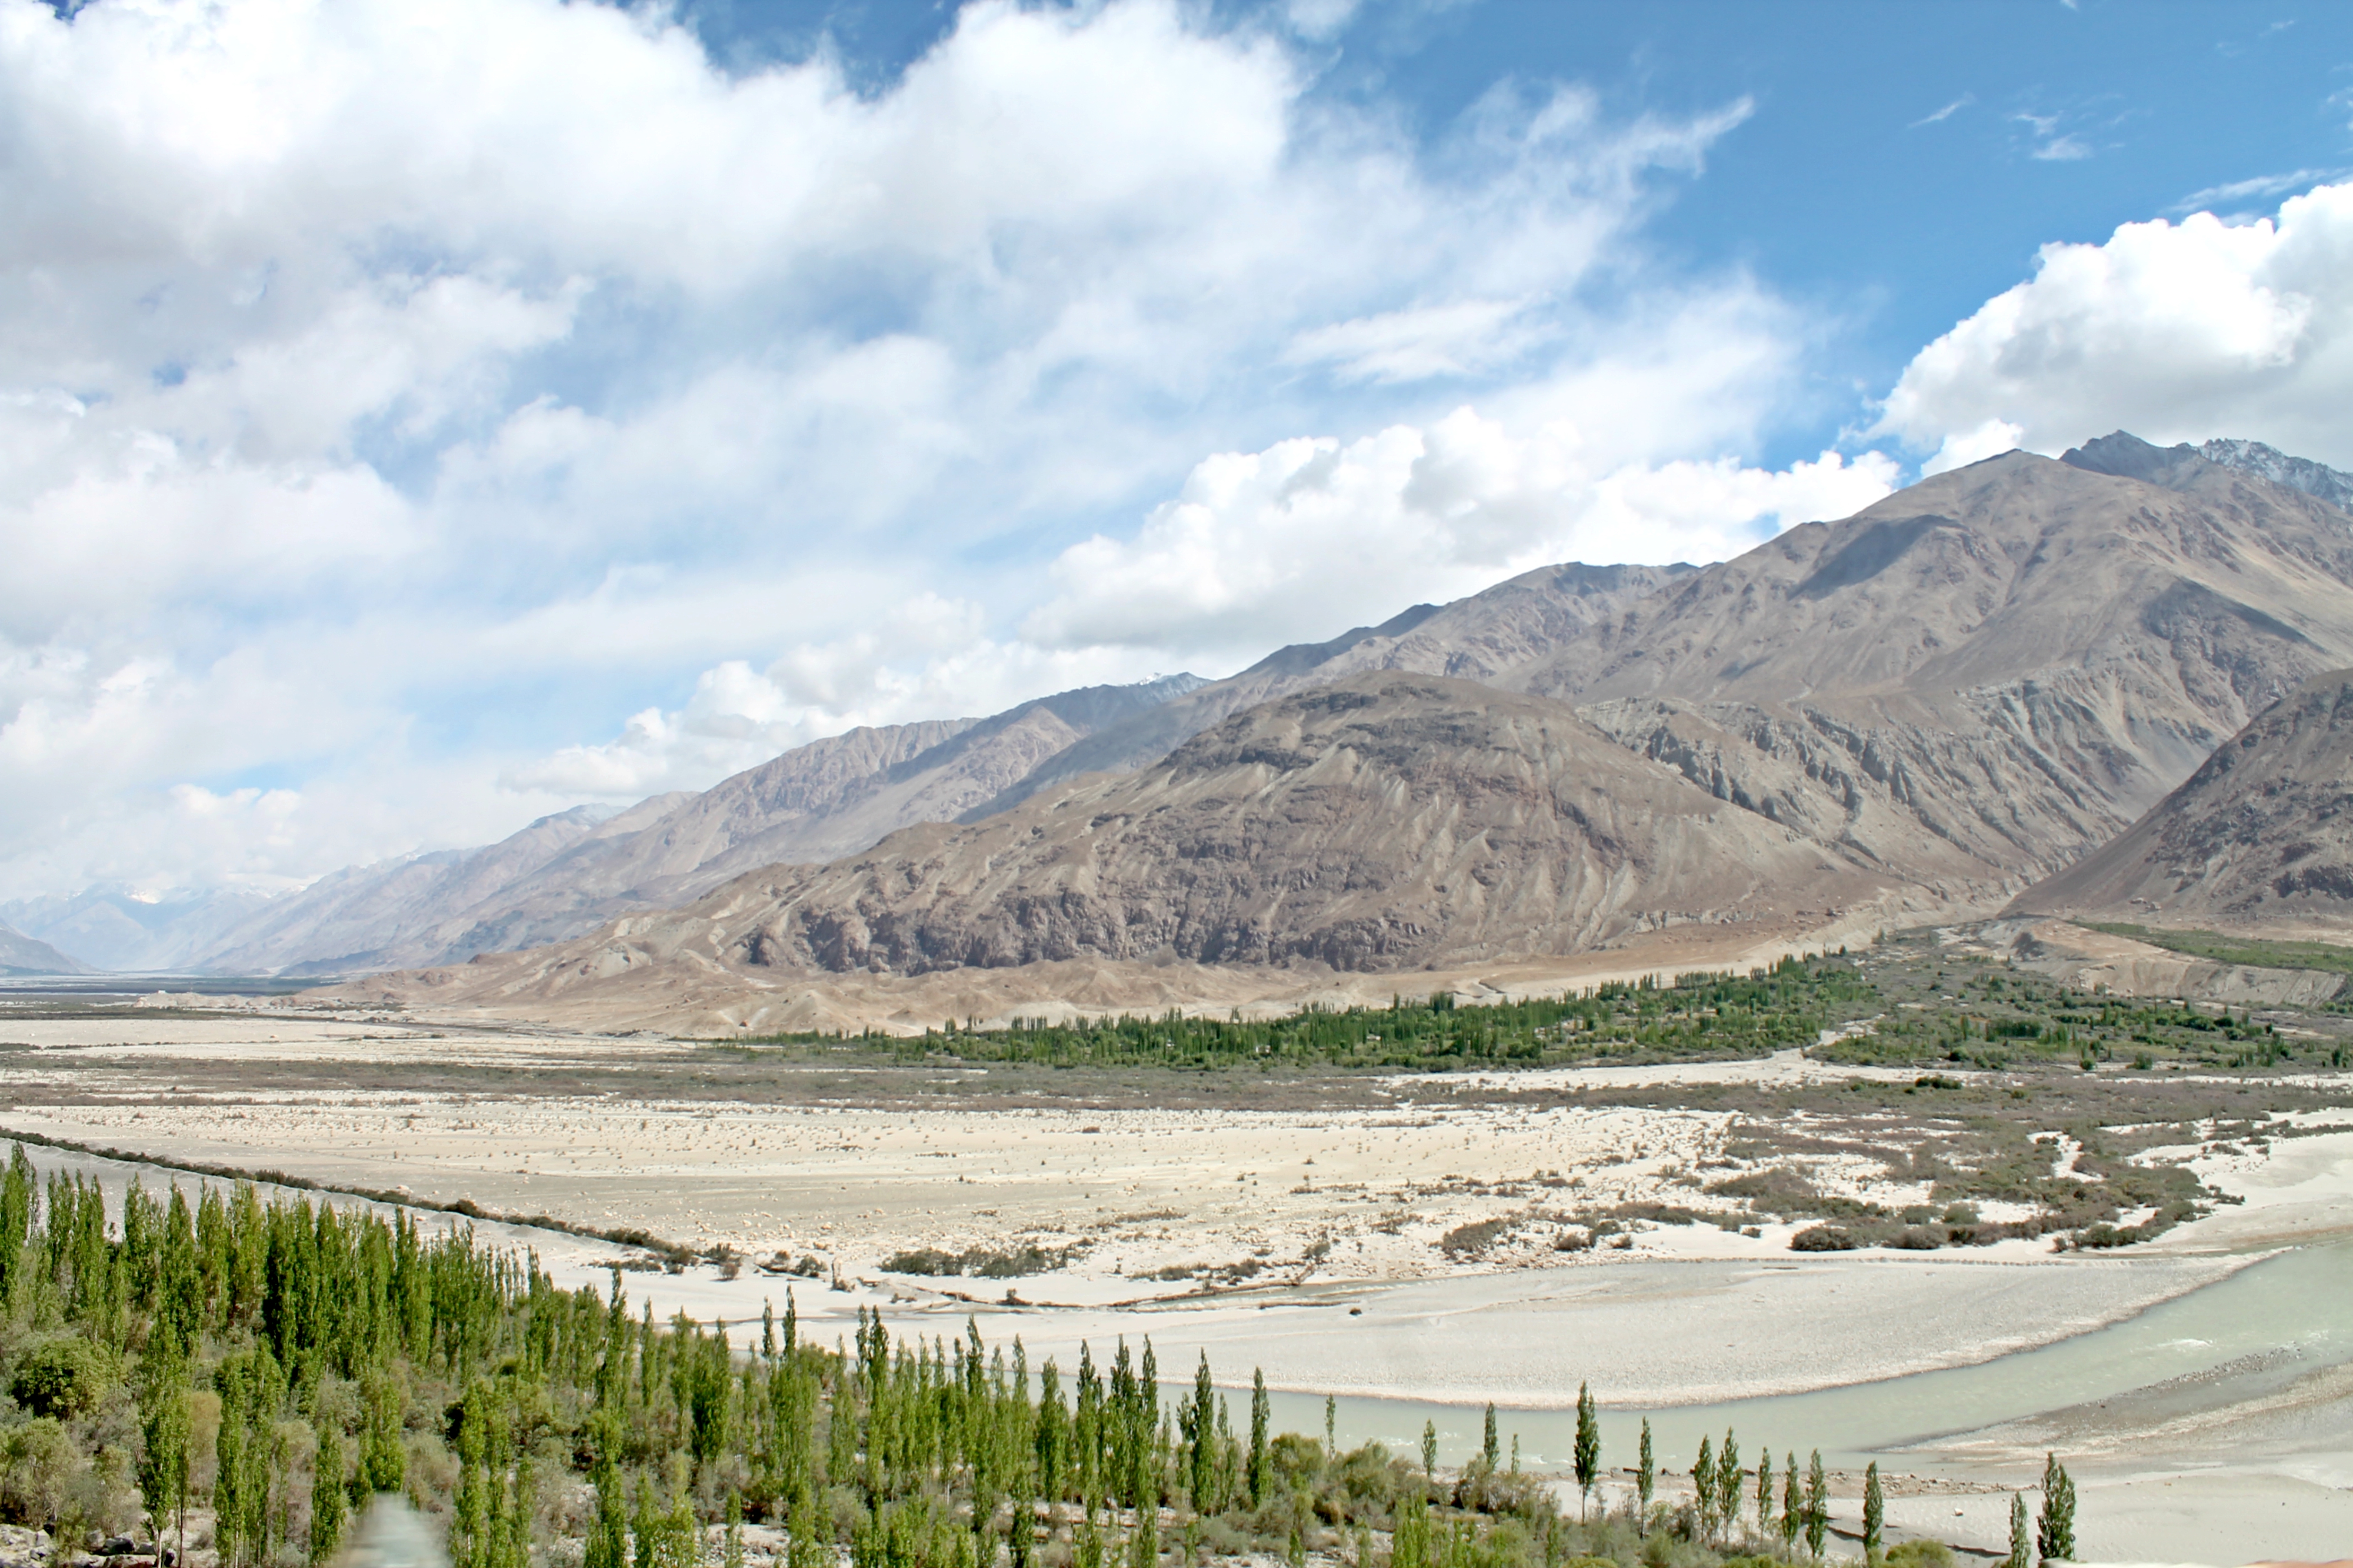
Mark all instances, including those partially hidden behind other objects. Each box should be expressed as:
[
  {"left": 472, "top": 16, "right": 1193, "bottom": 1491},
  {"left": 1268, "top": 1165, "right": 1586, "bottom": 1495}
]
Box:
[{"left": 1, "top": 1009, "right": 2349, "bottom": 1565}]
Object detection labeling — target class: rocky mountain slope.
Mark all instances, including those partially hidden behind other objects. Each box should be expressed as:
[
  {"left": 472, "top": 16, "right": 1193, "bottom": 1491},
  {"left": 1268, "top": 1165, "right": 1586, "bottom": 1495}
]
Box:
[
  {"left": 0, "top": 922, "right": 96, "bottom": 976},
  {"left": 972, "top": 562, "right": 1694, "bottom": 816},
  {"left": 368, "top": 672, "right": 1907, "bottom": 1017},
  {"left": 193, "top": 798, "right": 679, "bottom": 977},
  {"left": 2009, "top": 669, "right": 2353, "bottom": 935},
  {"left": 1487, "top": 437, "right": 2353, "bottom": 905},
  {"left": 194, "top": 676, "right": 1205, "bottom": 975},
  {"left": 2197, "top": 437, "right": 2353, "bottom": 512}
]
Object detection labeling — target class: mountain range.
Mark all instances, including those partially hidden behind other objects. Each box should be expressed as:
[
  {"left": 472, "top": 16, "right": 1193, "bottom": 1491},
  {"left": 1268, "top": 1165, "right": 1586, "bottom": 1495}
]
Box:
[
  {"left": 11, "top": 434, "right": 2353, "bottom": 1009},
  {"left": 295, "top": 433, "right": 2353, "bottom": 1029}
]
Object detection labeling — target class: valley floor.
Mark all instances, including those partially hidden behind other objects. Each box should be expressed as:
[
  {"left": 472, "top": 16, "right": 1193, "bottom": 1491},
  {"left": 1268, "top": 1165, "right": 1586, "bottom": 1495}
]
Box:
[{"left": 0, "top": 997, "right": 2347, "bottom": 1565}]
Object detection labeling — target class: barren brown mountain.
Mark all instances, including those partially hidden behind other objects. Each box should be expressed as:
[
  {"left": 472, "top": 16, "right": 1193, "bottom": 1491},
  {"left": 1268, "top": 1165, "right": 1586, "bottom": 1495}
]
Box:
[
  {"left": 974, "top": 562, "right": 1693, "bottom": 814},
  {"left": 358, "top": 672, "right": 1907, "bottom": 1020},
  {"left": 2009, "top": 668, "right": 2353, "bottom": 936},
  {"left": 328, "top": 434, "right": 2353, "bottom": 1023},
  {"left": 199, "top": 678, "right": 1201, "bottom": 973},
  {"left": 1496, "top": 438, "right": 2353, "bottom": 903}
]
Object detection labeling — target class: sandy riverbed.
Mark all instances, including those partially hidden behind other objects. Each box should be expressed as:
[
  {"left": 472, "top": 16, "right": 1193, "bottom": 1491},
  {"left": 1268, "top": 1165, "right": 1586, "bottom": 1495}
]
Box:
[{"left": 1, "top": 1008, "right": 2349, "bottom": 1564}]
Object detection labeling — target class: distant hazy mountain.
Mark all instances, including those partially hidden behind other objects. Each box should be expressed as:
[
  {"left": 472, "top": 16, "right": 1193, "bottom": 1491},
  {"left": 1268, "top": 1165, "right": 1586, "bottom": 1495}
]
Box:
[
  {"left": 0, "top": 921, "right": 98, "bottom": 976},
  {"left": 0, "top": 885, "right": 276, "bottom": 972},
  {"left": 2011, "top": 667, "right": 2353, "bottom": 934},
  {"left": 191, "top": 674, "right": 1207, "bottom": 975},
  {"left": 191, "top": 800, "right": 662, "bottom": 978}
]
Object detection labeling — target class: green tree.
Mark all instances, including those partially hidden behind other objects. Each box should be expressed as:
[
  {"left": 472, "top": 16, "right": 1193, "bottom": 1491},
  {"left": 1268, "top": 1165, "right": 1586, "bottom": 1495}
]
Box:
[
  {"left": 1754, "top": 1450, "right": 1773, "bottom": 1543},
  {"left": 1391, "top": 1496, "right": 1431, "bottom": 1568},
  {"left": 1420, "top": 1420, "right": 1437, "bottom": 1489},
  {"left": 1635, "top": 1419, "right": 1654, "bottom": 1528},
  {"left": 2037, "top": 1454, "right": 2075, "bottom": 1564},
  {"left": 1863, "top": 1462, "right": 1883, "bottom": 1563},
  {"left": 1692, "top": 1436, "right": 1717, "bottom": 1544},
  {"left": 309, "top": 1421, "right": 348, "bottom": 1566},
  {"left": 1481, "top": 1403, "right": 1498, "bottom": 1471},
  {"left": 2008, "top": 1492, "right": 2032, "bottom": 1568},
  {"left": 584, "top": 1432, "right": 629, "bottom": 1568},
  {"left": 1780, "top": 1452, "right": 1801, "bottom": 1550},
  {"left": 136, "top": 1341, "right": 189, "bottom": 1552},
  {"left": 1804, "top": 1450, "right": 1829, "bottom": 1560},
  {"left": 1716, "top": 1430, "right": 1742, "bottom": 1540},
  {"left": 1572, "top": 1383, "right": 1599, "bottom": 1522},
  {"left": 1249, "top": 1369, "right": 1271, "bottom": 1507}
]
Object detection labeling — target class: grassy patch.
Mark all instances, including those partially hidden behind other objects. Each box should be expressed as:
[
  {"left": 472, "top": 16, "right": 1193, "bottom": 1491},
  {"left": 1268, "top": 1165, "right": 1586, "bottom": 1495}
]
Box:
[{"left": 2081, "top": 922, "right": 2353, "bottom": 978}]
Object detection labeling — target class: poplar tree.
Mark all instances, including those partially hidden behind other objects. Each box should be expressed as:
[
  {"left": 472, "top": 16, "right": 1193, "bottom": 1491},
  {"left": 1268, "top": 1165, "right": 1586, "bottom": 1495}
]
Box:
[
  {"left": 1183, "top": 1355, "right": 1215, "bottom": 1511},
  {"left": 1755, "top": 1450, "right": 1773, "bottom": 1542},
  {"left": 1635, "top": 1419, "right": 1654, "bottom": 1529},
  {"left": 1572, "top": 1383, "right": 1599, "bottom": 1522},
  {"left": 584, "top": 1427, "right": 629, "bottom": 1568},
  {"left": 1481, "top": 1403, "right": 1499, "bottom": 1471},
  {"left": 1804, "top": 1450, "right": 1829, "bottom": 1560},
  {"left": 310, "top": 1422, "right": 348, "bottom": 1566},
  {"left": 1420, "top": 1422, "right": 1437, "bottom": 1490},
  {"left": 1692, "top": 1437, "right": 1717, "bottom": 1544},
  {"left": 1716, "top": 1430, "right": 1742, "bottom": 1540},
  {"left": 1248, "top": 1370, "right": 1271, "bottom": 1508},
  {"left": 136, "top": 1340, "right": 190, "bottom": 1550},
  {"left": 1780, "top": 1452, "right": 1801, "bottom": 1550},
  {"left": 2008, "top": 1492, "right": 2032, "bottom": 1568},
  {"left": 2037, "top": 1454, "right": 2075, "bottom": 1564},
  {"left": 1862, "top": 1462, "right": 1883, "bottom": 1563}
]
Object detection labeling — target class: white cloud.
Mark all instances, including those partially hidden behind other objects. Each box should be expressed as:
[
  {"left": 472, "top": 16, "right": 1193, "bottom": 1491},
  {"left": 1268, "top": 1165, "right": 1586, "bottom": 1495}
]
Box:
[
  {"left": 1878, "top": 182, "right": 2353, "bottom": 467},
  {"left": 1284, "top": 299, "right": 1534, "bottom": 384},
  {"left": 0, "top": 0, "right": 1815, "bottom": 903},
  {"left": 1021, "top": 408, "right": 1897, "bottom": 658},
  {"left": 2171, "top": 168, "right": 2347, "bottom": 215}
]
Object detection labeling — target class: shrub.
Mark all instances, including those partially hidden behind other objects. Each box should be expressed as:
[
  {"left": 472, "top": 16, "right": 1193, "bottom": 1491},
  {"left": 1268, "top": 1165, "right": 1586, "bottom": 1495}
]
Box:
[
  {"left": 1439, "top": 1219, "right": 1514, "bottom": 1257},
  {"left": 1886, "top": 1541, "right": 1955, "bottom": 1567},
  {"left": 0, "top": 1417, "right": 78, "bottom": 1527},
  {"left": 1789, "top": 1225, "right": 1857, "bottom": 1252},
  {"left": 9, "top": 1339, "right": 113, "bottom": 1420},
  {"left": 879, "top": 1243, "right": 1076, "bottom": 1277},
  {"left": 1888, "top": 1225, "right": 1947, "bottom": 1250}
]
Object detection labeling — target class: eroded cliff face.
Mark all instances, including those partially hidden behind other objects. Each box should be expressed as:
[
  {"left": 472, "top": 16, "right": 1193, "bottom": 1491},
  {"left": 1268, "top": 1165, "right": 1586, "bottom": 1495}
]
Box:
[
  {"left": 1507, "top": 446, "right": 2353, "bottom": 896},
  {"left": 2012, "top": 669, "right": 2353, "bottom": 933}
]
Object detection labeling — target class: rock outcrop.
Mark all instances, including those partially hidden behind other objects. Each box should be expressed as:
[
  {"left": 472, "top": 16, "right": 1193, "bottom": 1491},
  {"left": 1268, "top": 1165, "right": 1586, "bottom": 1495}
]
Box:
[{"left": 2009, "top": 669, "right": 2353, "bottom": 935}]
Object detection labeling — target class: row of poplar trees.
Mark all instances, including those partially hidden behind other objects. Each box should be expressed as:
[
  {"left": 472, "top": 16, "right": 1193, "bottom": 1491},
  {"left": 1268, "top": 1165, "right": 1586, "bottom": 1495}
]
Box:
[{"left": 0, "top": 1148, "right": 2062, "bottom": 1568}]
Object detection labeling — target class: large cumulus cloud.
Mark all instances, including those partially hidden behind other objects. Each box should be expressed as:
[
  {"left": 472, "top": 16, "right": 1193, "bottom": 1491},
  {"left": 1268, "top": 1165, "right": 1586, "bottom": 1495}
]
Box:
[
  {"left": 0, "top": 0, "right": 1868, "bottom": 902},
  {"left": 1879, "top": 182, "right": 2353, "bottom": 471}
]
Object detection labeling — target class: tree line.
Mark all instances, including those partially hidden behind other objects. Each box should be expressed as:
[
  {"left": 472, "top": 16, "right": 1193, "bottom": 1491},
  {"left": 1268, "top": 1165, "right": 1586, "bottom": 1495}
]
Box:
[
  {"left": 726, "top": 956, "right": 1874, "bottom": 1071},
  {"left": 0, "top": 1149, "right": 2072, "bottom": 1568}
]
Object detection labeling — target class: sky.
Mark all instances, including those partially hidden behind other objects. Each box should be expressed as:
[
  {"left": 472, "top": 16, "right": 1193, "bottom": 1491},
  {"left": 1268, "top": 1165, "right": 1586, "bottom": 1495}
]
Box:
[{"left": 4, "top": 0, "right": 2353, "bottom": 907}]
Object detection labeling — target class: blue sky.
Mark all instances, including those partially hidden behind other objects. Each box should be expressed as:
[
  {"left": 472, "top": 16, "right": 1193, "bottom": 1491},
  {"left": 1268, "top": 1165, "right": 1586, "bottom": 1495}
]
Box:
[
  {"left": 672, "top": 0, "right": 2353, "bottom": 466},
  {"left": 2, "top": 0, "right": 2351, "bottom": 905}
]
